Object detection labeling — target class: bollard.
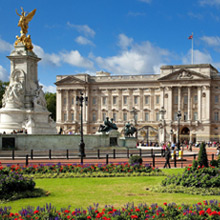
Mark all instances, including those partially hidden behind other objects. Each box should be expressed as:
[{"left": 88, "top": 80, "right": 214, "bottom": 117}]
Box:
[
  {"left": 139, "top": 149, "right": 142, "bottom": 157},
  {"left": 193, "top": 154, "right": 196, "bottom": 160},
  {"left": 161, "top": 149, "right": 163, "bottom": 157},
  {"left": 81, "top": 155, "right": 83, "bottom": 164},
  {"left": 113, "top": 149, "right": 116, "bottom": 159},
  {"left": 66, "top": 149, "right": 69, "bottom": 160},
  {"left": 174, "top": 153, "right": 177, "bottom": 168},
  {"left": 106, "top": 154, "right": 109, "bottom": 164},
  {"left": 31, "top": 149, "right": 33, "bottom": 160},
  {"left": 130, "top": 153, "right": 133, "bottom": 158},
  {"left": 127, "top": 149, "right": 129, "bottom": 158},
  {"left": 212, "top": 154, "right": 214, "bottom": 161},
  {"left": 49, "top": 149, "right": 52, "bottom": 160},
  {"left": 97, "top": 149, "right": 100, "bottom": 159},
  {"left": 12, "top": 149, "right": 15, "bottom": 160},
  {"left": 152, "top": 154, "right": 155, "bottom": 167},
  {"left": 26, "top": 154, "right": 29, "bottom": 166}
]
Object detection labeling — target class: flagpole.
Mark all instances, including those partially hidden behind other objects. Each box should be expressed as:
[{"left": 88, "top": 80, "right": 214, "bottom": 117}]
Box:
[{"left": 191, "top": 32, "right": 194, "bottom": 64}]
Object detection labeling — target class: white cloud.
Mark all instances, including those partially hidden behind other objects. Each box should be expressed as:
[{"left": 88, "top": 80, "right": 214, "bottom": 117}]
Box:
[
  {"left": 67, "top": 22, "right": 95, "bottom": 38},
  {"left": 40, "top": 83, "right": 56, "bottom": 93},
  {"left": 61, "top": 50, "right": 94, "bottom": 69},
  {"left": 75, "top": 36, "right": 94, "bottom": 46},
  {"left": 0, "top": 38, "right": 13, "bottom": 52},
  {"left": 199, "top": 0, "right": 220, "bottom": 6},
  {"left": 200, "top": 36, "right": 220, "bottom": 47},
  {"left": 182, "top": 49, "right": 213, "bottom": 64},
  {"left": 33, "top": 45, "right": 61, "bottom": 66},
  {"left": 95, "top": 35, "right": 171, "bottom": 74},
  {"left": 0, "top": 65, "right": 9, "bottom": 81},
  {"left": 118, "top": 34, "right": 133, "bottom": 49}
]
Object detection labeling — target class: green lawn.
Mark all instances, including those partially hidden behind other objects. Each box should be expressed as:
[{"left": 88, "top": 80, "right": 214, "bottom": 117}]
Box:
[{"left": 3, "top": 168, "right": 220, "bottom": 212}]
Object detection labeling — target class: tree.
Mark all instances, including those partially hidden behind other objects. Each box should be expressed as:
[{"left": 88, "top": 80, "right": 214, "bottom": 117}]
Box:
[
  {"left": 197, "top": 142, "right": 209, "bottom": 167},
  {"left": 0, "top": 80, "right": 9, "bottom": 108},
  {"left": 45, "top": 92, "right": 56, "bottom": 121}
]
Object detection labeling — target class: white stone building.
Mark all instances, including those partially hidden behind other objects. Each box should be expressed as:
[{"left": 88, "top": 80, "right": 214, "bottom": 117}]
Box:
[{"left": 55, "top": 64, "right": 220, "bottom": 144}]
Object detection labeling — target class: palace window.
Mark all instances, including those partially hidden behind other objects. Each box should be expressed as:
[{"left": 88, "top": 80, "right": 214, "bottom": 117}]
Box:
[
  {"left": 123, "top": 112, "right": 127, "bottom": 121},
  {"left": 92, "top": 113, "right": 96, "bottom": 122},
  {"left": 174, "top": 112, "right": 177, "bottom": 121},
  {"left": 184, "top": 96, "right": 188, "bottom": 104},
  {"left": 174, "top": 95, "right": 178, "bottom": 104},
  {"left": 156, "top": 112, "right": 159, "bottom": 121},
  {"left": 156, "top": 95, "right": 160, "bottom": 104},
  {"left": 71, "top": 97, "right": 74, "bottom": 105},
  {"left": 102, "top": 112, "right": 106, "bottom": 121},
  {"left": 194, "top": 95, "right": 198, "bottom": 103},
  {"left": 184, "top": 112, "right": 188, "bottom": 121},
  {"left": 92, "top": 97, "right": 96, "bottom": 105},
  {"left": 103, "top": 97, "right": 107, "bottom": 105},
  {"left": 64, "top": 113, "right": 67, "bottom": 121},
  {"left": 193, "top": 112, "right": 198, "bottom": 121},
  {"left": 123, "top": 96, "right": 128, "bottom": 105},
  {"left": 71, "top": 113, "right": 74, "bottom": 121},
  {"left": 134, "top": 96, "right": 138, "bottom": 105},
  {"left": 145, "top": 96, "right": 149, "bottom": 104},
  {"left": 215, "top": 95, "right": 219, "bottom": 104},
  {"left": 214, "top": 112, "right": 219, "bottom": 122},
  {"left": 145, "top": 112, "right": 149, "bottom": 121},
  {"left": 113, "top": 113, "right": 117, "bottom": 121},
  {"left": 113, "top": 96, "right": 117, "bottom": 105}
]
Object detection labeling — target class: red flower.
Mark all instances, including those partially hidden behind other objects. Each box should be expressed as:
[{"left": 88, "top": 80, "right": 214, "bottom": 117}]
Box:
[
  {"left": 33, "top": 210, "right": 39, "bottom": 214},
  {"left": 135, "top": 208, "right": 140, "bottom": 212},
  {"left": 87, "top": 216, "right": 91, "bottom": 219},
  {"left": 131, "top": 215, "right": 138, "bottom": 219},
  {"left": 163, "top": 203, "right": 167, "bottom": 206},
  {"left": 64, "top": 210, "right": 70, "bottom": 214},
  {"left": 199, "top": 210, "right": 205, "bottom": 216}
]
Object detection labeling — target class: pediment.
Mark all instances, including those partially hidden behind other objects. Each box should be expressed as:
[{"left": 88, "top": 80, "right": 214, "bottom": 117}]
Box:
[
  {"left": 55, "top": 76, "right": 86, "bottom": 85},
  {"left": 158, "top": 68, "right": 210, "bottom": 81}
]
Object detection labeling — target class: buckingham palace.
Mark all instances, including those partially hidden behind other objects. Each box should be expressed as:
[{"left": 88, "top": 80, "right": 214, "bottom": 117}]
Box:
[{"left": 55, "top": 63, "right": 220, "bottom": 144}]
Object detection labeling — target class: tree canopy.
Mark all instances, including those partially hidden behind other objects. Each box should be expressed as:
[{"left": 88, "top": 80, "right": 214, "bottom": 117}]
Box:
[
  {"left": 0, "top": 80, "right": 9, "bottom": 108},
  {"left": 45, "top": 92, "right": 56, "bottom": 121}
]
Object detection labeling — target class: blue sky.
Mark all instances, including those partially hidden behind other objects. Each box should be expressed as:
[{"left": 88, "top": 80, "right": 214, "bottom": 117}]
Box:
[{"left": 1, "top": 0, "right": 220, "bottom": 92}]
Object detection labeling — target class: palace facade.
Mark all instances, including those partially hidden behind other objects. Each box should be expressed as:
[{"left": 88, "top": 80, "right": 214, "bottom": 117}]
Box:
[{"left": 55, "top": 64, "right": 220, "bottom": 144}]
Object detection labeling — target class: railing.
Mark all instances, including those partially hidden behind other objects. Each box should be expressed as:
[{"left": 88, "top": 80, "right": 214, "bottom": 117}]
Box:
[{"left": 0, "top": 148, "right": 207, "bottom": 168}]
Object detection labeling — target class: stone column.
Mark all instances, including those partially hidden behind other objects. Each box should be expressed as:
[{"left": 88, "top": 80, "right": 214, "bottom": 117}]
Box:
[
  {"left": 139, "top": 88, "right": 144, "bottom": 121},
  {"left": 118, "top": 89, "right": 122, "bottom": 121},
  {"left": 107, "top": 89, "right": 112, "bottom": 118},
  {"left": 97, "top": 89, "right": 101, "bottom": 122},
  {"left": 188, "top": 87, "right": 191, "bottom": 121},
  {"left": 178, "top": 87, "right": 181, "bottom": 110},
  {"left": 128, "top": 89, "right": 133, "bottom": 120},
  {"left": 206, "top": 86, "right": 210, "bottom": 121},
  {"left": 160, "top": 87, "right": 165, "bottom": 107},
  {"left": 73, "top": 90, "right": 77, "bottom": 121},
  {"left": 167, "top": 87, "right": 172, "bottom": 121},
  {"left": 150, "top": 88, "right": 154, "bottom": 121},
  {"left": 56, "top": 89, "right": 62, "bottom": 123},
  {"left": 198, "top": 86, "right": 202, "bottom": 120},
  {"left": 66, "top": 90, "right": 69, "bottom": 121}
]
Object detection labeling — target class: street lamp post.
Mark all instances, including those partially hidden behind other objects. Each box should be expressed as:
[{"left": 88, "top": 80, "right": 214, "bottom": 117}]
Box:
[
  {"left": 76, "top": 92, "right": 88, "bottom": 158},
  {"left": 170, "top": 129, "right": 173, "bottom": 143},
  {"left": 177, "top": 110, "right": 182, "bottom": 151}
]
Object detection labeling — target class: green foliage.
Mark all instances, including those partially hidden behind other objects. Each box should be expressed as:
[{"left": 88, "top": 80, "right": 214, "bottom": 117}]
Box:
[
  {"left": 129, "top": 155, "right": 143, "bottom": 165},
  {"left": 0, "top": 172, "right": 35, "bottom": 200},
  {"left": 197, "top": 142, "right": 209, "bottom": 167},
  {"left": 162, "top": 165, "right": 220, "bottom": 188},
  {"left": 45, "top": 92, "right": 56, "bottom": 120},
  {"left": 0, "top": 80, "right": 9, "bottom": 108},
  {"left": 151, "top": 184, "right": 220, "bottom": 195}
]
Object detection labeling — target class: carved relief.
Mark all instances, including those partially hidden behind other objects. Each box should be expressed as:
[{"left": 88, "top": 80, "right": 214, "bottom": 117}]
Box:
[{"left": 178, "top": 70, "right": 193, "bottom": 79}]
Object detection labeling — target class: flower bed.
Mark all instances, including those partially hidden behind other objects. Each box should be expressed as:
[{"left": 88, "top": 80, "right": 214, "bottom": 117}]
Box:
[
  {"left": 0, "top": 163, "right": 161, "bottom": 176},
  {"left": 1, "top": 200, "right": 220, "bottom": 219}
]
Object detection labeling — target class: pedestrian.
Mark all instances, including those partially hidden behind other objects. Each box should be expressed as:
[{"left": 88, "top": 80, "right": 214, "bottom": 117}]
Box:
[
  {"left": 163, "top": 147, "right": 171, "bottom": 168},
  {"left": 216, "top": 145, "right": 220, "bottom": 156}
]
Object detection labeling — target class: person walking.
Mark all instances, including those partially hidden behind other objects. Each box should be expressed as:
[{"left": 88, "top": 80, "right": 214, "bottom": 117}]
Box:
[{"left": 163, "top": 147, "right": 171, "bottom": 168}]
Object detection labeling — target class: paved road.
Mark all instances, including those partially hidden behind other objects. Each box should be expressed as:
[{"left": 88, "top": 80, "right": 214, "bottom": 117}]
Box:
[{"left": 0, "top": 147, "right": 218, "bottom": 168}]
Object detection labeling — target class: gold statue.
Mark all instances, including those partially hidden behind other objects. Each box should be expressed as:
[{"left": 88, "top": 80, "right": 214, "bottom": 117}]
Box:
[{"left": 14, "top": 7, "right": 36, "bottom": 51}]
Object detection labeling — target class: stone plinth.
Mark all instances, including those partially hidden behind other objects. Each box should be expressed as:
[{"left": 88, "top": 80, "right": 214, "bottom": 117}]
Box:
[
  {"left": 0, "top": 44, "right": 56, "bottom": 134},
  {"left": 120, "top": 137, "right": 137, "bottom": 148}
]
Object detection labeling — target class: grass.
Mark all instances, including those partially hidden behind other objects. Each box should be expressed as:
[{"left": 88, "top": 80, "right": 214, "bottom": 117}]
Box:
[{"left": 2, "top": 168, "right": 220, "bottom": 212}]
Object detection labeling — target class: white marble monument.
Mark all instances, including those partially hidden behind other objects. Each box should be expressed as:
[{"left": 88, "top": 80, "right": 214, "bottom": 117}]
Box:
[{"left": 0, "top": 8, "right": 56, "bottom": 134}]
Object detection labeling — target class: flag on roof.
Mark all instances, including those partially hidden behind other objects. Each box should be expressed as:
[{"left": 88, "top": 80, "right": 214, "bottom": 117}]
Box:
[{"left": 188, "top": 34, "right": 193, "bottom": 39}]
